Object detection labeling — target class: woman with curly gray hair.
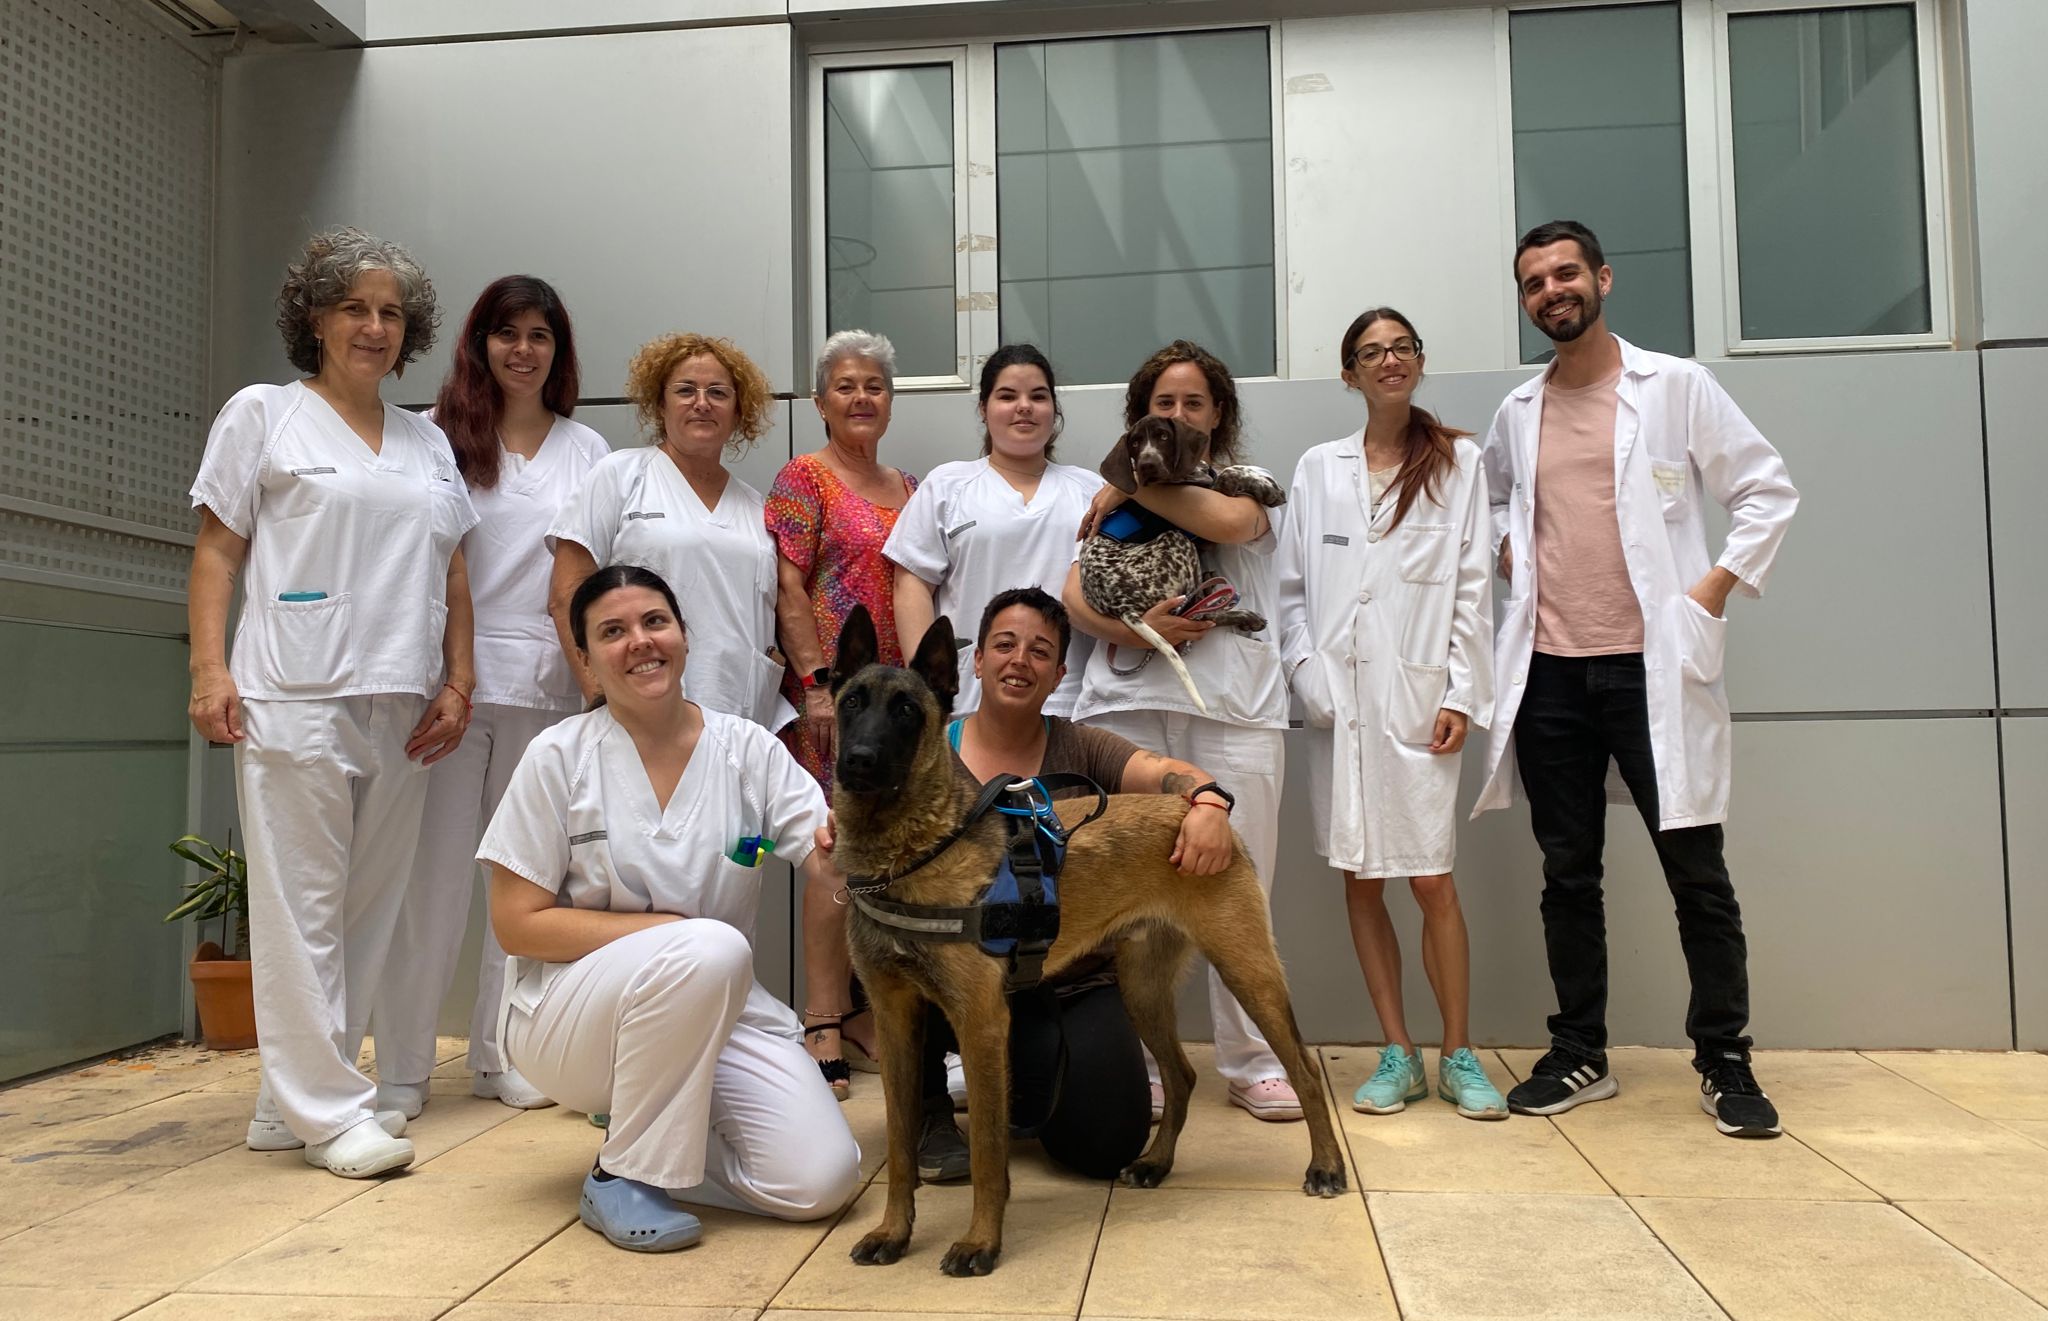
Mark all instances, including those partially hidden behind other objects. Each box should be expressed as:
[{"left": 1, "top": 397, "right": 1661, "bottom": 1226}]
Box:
[{"left": 186, "top": 227, "right": 478, "bottom": 1179}]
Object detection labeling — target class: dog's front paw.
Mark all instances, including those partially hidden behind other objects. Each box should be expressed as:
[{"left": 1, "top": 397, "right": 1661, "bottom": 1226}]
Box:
[
  {"left": 1210, "top": 466, "right": 1286, "bottom": 507},
  {"left": 850, "top": 1228, "right": 910, "bottom": 1265},
  {"left": 1118, "top": 1158, "right": 1173, "bottom": 1189},
  {"left": 1302, "top": 1162, "right": 1348, "bottom": 1198},
  {"left": 939, "top": 1239, "right": 1000, "bottom": 1277}
]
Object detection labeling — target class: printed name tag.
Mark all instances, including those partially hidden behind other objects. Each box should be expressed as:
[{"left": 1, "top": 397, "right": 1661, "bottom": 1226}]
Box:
[
  {"left": 290, "top": 466, "right": 338, "bottom": 476},
  {"left": 1322, "top": 533, "right": 1350, "bottom": 546},
  {"left": 623, "top": 511, "right": 666, "bottom": 521},
  {"left": 1651, "top": 466, "right": 1687, "bottom": 495},
  {"left": 569, "top": 830, "right": 608, "bottom": 846},
  {"left": 945, "top": 520, "right": 978, "bottom": 539}
]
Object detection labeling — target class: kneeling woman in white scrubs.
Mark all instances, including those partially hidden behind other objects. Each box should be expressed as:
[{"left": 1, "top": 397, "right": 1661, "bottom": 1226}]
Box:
[
  {"left": 480, "top": 565, "right": 860, "bottom": 1253},
  {"left": 187, "top": 228, "right": 477, "bottom": 1178}
]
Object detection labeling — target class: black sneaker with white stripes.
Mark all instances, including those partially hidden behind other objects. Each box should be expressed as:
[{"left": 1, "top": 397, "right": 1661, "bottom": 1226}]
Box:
[
  {"left": 1699, "top": 1054, "right": 1783, "bottom": 1138},
  {"left": 1506, "top": 1049, "right": 1618, "bottom": 1115}
]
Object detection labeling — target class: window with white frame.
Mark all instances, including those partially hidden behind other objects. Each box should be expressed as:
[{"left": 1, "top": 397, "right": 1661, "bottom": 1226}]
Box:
[
  {"left": 1721, "top": 1, "right": 1938, "bottom": 344},
  {"left": 1509, "top": 2, "right": 1693, "bottom": 362},
  {"left": 1505, "top": 0, "right": 1946, "bottom": 357},
  {"left": 813, "top": 27, "right": 1275, "bottom": 387}
]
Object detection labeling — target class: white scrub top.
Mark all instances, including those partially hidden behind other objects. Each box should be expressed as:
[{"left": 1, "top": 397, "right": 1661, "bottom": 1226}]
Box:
[
  {"left": 447, "top": 415, "right": 609, "bottom": 712},
  {"left": 883, "top": 457, "right": 1105, "bottom": 716},
  {"left": 1069, "top": 468, "right": 1290, "bottom": 731},
  {"left": 549, "top": 447, "right": 785, "bottom": 727},
  {"left": 478, "top": 706, "right": 826, "bottom": 1037},
  {"left": 189, "top": 381, "right": 478, "bottom": 702}
]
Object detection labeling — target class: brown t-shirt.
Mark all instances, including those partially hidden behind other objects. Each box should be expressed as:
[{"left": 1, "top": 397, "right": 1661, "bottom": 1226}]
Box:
[
  {"left": 1532, "top": 367, "right": 1644, "bottom": 655},
  {"left": 955, "top": 714, "right": 1138, "bottom": 990}
]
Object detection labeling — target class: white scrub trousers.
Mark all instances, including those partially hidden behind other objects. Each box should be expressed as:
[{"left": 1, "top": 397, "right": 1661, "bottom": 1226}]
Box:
[
  {"left": 505, "top": 921, "right": 861, "bottom": 1221},
  {"left": 375, "top": 702, "right": 561, "bottom": 1085},
  {"left": 1081, "top": 709, "right": 1287, "bottom": 1088},
  {"left": 238, "top": 694, "right": 431, "bottom": 1145}
]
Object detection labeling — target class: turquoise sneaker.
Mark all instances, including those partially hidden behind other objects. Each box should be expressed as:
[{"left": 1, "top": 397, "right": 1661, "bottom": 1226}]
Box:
[
  {"left": 1353, "top": 1044, "right": 1427, "bottom": 1114},
  {"left": 1438, "top": 1047, "right": 1509, "bottom": 1120}
]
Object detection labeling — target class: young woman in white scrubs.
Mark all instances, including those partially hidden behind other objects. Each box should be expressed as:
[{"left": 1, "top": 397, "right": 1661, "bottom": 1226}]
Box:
[
  {"left": 187, "top": 228, "right": 476, "bottom": 1178},
  {"left": 481, "top": 565, "right": 860, "bottom": 1253},
  {"left": 549, "top": 333, "right": 785, "bottom": 726},
  {"left": 1060, "top": 340, "right": 1301, "bottom": 1123},
  {"left": 887, "top": 343, "right": 1104, "bottom": 717},
  {"left": 371, "top": 276, "right": 608, "bottom": 1117},
  {"left": 1275, "top": 308, "right": 1505, "bottom": 1120}
]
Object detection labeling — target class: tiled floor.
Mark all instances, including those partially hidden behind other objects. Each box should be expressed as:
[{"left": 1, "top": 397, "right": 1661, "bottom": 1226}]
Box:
[{"left": 3, "top": 1041, "right": 2046, "bottom": 1320}]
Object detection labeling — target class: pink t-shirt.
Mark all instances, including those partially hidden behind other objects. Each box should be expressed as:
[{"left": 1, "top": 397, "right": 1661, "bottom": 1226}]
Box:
[{"left": 1532, "top": 367, "right": 1643, "bottom": 656}]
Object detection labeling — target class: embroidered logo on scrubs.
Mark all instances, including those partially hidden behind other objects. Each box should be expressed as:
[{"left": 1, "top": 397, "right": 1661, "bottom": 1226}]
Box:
[
  {"left": 290, "top": 466, "right": 338, "bottom": 476},
  {"left": 945, "top": 520, "right": 978, "bottom": 539},
  {"left": 1322, "top": 533, "right": 1350, "bottom": 546},
  {"left": 569, "top": 830, "right": 608, "bottom": 846},
  {"left": 623, "top": 511, "right": 666, "bottom": 521}
]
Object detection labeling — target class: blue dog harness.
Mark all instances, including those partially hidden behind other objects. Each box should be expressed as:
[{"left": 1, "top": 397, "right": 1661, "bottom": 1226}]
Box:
[{"left": 848, "top": 770, "right": 1107, "bottom": 992}]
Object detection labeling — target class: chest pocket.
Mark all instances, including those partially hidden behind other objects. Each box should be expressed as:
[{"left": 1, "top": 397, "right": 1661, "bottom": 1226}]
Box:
[
  {"left": 1396, "top": 523, "right": 1455, "bottom": 585},
  {"left": 1649, "top": 460, "right": 1691, "bottom": 520}
]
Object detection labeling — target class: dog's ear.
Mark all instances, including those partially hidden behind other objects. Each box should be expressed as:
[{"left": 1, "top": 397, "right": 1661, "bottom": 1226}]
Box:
[
  {"left": 910, "top": 617, "right": 960, "bottom": 717},
  {"left": 1173, "top": 418, "right": 1210, "bottom": 476},
  {"left": 1099, "top": 433, "right": 1138, "bottom": 494},
  {"left": 831, "top": 605, "right": 880, "bottom": 693}
]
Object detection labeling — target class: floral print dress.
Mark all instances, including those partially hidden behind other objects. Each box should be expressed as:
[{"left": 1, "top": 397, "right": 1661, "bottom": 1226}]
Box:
[{"left": 765, "top": 451, "right": 919, "bottom": 789}]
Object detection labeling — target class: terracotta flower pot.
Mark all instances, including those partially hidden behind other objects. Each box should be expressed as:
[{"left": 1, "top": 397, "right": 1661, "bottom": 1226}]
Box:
[{"left": 190, "top": 940, "right": 257, "bottom": 1051}]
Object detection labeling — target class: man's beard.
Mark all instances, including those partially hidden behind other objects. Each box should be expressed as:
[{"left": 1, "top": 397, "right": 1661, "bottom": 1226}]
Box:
[{"left": 1532, "top": 289, "right": 1601, "bottom": 343}]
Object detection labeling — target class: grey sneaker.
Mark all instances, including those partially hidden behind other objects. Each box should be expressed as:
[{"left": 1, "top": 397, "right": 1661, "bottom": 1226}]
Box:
[{"left": 1352, "top": 1044, "right": 1427, "bottom": 1114}]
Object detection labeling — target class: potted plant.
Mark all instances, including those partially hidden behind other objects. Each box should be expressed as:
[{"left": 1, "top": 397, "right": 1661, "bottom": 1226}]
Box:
[{"left": 165, "top": 833, "right": 257, "bottom": 1050}]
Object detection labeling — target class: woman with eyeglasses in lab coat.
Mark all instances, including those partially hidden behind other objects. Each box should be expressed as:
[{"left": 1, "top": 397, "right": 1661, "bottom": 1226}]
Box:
[{"left": 480, "top": 564, "right": 860, "bottom": 1253}]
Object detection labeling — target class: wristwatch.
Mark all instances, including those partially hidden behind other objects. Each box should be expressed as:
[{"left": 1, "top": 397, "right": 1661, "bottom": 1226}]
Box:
[
  {"left": 798, "top": 666, "right": 831, "bottom": 691},
  {"left": 1186, "top": 781, "right": 1235, "bottom": 814}
]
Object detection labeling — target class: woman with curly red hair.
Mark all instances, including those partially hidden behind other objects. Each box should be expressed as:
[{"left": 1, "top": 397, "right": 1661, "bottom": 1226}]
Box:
[{"left": 371, "top": 275, "right": 609, "bottom": 1119}]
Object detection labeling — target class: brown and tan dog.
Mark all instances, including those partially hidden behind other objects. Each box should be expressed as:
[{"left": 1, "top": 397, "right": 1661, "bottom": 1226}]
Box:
[{"left": 828, "top": 604, "right": 1346, "bottom": 1278}]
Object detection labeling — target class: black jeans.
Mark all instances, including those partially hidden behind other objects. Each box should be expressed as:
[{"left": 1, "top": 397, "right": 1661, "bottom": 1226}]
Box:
[
  {"left": 1514, "top": 651, "right": 1753, "bottom": 1071},
  {"left": 921, "top": 983, "right": 1150, "bottom": 1180}
]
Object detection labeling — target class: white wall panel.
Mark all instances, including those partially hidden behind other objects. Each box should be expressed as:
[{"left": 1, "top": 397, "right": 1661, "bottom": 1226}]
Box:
[
  {"left": 363, "top": 0, "right": 781, "bottom": 42},
  {"left": 215, "top": 24, "right": 798, "bottom": 406},
  {"left": 1963, "top": 0, "right": 2048, "bottom": 342},
  {"left": 1278, "top": 9, "right": 1513, "bottom": 378},
  {"left": 1983, "top": 346, "right": 2048, "bottom": 709},
  {"left": 2004, "top": 716, "right": 2047, "bottom": 1049}
]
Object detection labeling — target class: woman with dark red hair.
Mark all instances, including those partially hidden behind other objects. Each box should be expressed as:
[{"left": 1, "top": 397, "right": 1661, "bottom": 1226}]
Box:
[{"left": 371, "top": 275, "right": 609, "bottom": 1117}]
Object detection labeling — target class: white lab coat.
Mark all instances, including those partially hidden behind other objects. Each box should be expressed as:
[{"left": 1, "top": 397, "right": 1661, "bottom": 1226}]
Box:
[
  {"left": 1276, "top": 432, "right": 1494, "bottom": 877},
  {"left": 478, "top": 706, "right": 857, "bottom": 1210},
  {"left": 883, "top": 457, "right": 1104, "bottom": 716},
  {"left": 549, "top": 448, "right": 787, "bottom": 727},
  {"left": 1473, "top": 337, "right": 1799, "bottom": 829}
]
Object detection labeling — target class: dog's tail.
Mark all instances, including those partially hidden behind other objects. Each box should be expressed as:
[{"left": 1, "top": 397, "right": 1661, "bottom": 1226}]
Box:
[{"left": 1125, "top": 616, "right": 1208, "bottom": 714}]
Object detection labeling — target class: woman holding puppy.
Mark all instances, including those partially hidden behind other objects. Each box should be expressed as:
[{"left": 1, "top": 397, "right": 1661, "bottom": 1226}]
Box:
[
  {"left": 886, "top": 344, "right": 1104, "bottom": 718},
  {"left": 1274, "top": 308, "right": 1503, "bottom": 1120},
  {"left": 1060, "top": 341, "right": 1299, "bottom": 1123}
]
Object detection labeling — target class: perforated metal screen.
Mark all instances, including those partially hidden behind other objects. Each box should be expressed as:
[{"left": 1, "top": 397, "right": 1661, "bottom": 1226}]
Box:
[{"left": 1, "top": 0, "right": 213, "bottom": 600}]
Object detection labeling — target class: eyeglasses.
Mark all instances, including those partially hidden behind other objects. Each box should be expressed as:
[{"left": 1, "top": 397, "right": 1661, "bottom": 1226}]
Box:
[
  {"left": 670, "top": 385, "right": 734, "bottom": 405},
  {"left": 1345, "top": 339, "right": 1422, "bottom": 369}
]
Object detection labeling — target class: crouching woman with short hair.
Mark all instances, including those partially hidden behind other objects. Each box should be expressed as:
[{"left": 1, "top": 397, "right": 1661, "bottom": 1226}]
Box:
[{"left": 479, "top": 564, "right": 860, "bottom": 1253}]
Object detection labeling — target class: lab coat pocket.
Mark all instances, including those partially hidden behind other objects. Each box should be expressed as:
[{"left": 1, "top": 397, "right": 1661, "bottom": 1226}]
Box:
[
  {"left": 1292, "top": 654, "right": 1338, "bottom": 730},
  {"left": 1676, "top": 596, "right": 1727, "bottom": 684},
  {"left": 1396, "top": 523, "right": 1455, "bottom": 585},
  {"left": 703, "top": 855, "right": 765, "bottom": 946},
  {"left": 750, "top": 649, "right": 788, "bottom": 728},
  {"left": 259, "top": 592, "right": 355, "bottom": 690},
  {"left": 1650, "top": 460, "right": 1691, "bottom": 520},
  {"left": 1391, "top": 660, "right": 1450, "bottom": 745}
]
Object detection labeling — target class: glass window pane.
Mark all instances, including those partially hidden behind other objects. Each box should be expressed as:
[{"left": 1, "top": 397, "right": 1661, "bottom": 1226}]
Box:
[
  {"left": 824, "top": 66, "right": 956, "bottom": 377},
  {"left": 1728, "top": 5, "right": 1929, "bottom": 340},
  {"left": 996, "top": 29, "right": 1275, "bottom": 385},
  {"left": 1510, "top": 3, "right": 1692, "bottom": 362}
]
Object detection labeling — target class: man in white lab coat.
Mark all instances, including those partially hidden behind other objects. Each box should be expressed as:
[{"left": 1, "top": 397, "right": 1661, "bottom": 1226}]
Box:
[{"left": 1475, "top": 220, "right": 1798, "bottom": 1138}]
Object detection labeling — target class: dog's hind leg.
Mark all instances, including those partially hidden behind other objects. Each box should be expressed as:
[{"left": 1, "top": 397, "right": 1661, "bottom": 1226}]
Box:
[
  {"left": 849, "top": 974, "right": 928, "bottom": 1266},
  {"left": 1123, "top": 617, "right": 1209, "bottom": 714},
  {"left": 1111, "top": 925, "right": 1197, "bottom": 1188},
  {"left": 934, "top": 961, "right": 1013, "bottom": 1277},
  {"left": 1187, "top": 881, "right": 1349, "bottom": 1198}
]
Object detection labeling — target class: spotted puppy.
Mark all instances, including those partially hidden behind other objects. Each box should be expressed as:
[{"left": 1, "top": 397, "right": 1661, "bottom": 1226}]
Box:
[{"left": 1078, "top": 415, "right": 1286, "bottom": 713}]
